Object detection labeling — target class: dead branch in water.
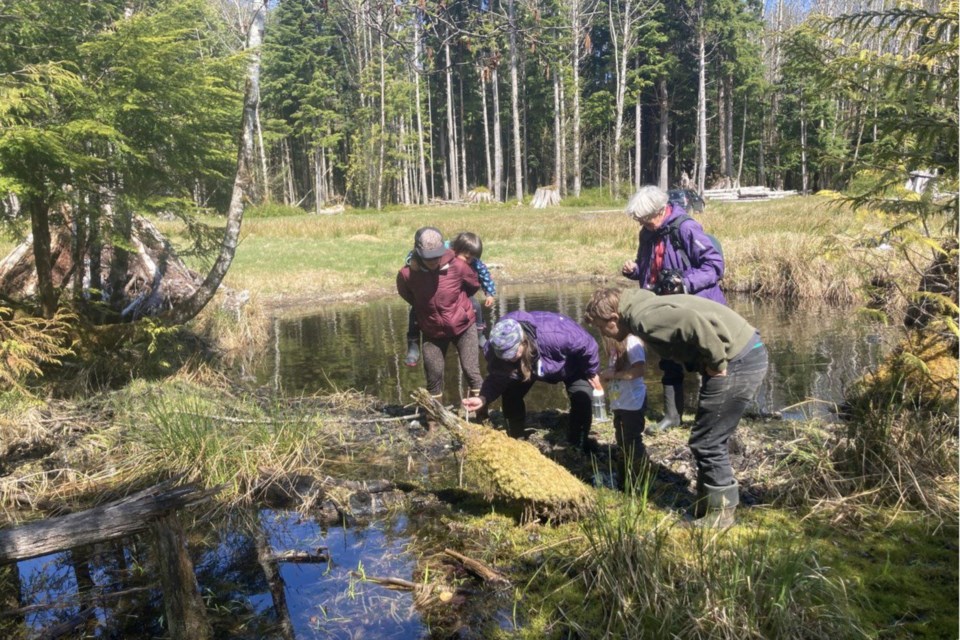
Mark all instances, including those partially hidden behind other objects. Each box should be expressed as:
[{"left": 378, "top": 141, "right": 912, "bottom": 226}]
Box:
[
  {"left": 443, "top": 548, "right": 510, "bottom": 585},
  {"left": 0, "top": 481, "right": 219, "bottom": 564}
]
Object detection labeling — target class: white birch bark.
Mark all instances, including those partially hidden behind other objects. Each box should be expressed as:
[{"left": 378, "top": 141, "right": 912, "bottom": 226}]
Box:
[{"left": 164, "top": 2, "right": 265, "bottom": 325}]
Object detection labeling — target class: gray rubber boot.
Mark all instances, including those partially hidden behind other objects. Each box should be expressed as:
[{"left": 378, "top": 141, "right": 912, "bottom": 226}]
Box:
[
  {"left": 688, "top": 482, "right": 739, "bottom": 529},
  {"left": 649, "top": 383, "right": 683, "bottom": 433},
  {"left": 404, "top": 338, "right": 420, "bottom": 367}
]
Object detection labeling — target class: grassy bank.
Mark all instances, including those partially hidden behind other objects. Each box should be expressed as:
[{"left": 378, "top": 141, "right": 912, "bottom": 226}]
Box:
[{"left": 168, "top": 195, "right": 906, "bottom": 309}]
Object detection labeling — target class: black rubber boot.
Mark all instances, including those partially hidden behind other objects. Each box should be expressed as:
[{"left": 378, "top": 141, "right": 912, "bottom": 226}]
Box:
[
  {"left": 687, "top": 482, "right": 739, "bottom": 529},
  {"left": 649, "top": 383, "right": 683, "bottom": 433},
  {"left": 506, "top": 417, "right": 526, "bottom": 439},
  {"left": 404, "top": 338, "right": 420, "bottom": 367}
]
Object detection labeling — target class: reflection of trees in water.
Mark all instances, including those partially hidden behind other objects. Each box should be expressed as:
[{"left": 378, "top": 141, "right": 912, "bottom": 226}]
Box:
[
  {"left": 266, "top": 287, "right": 889, "bottom": 417},
  {"left": 749, "top": 300, "right": 888, "bottom": 414}
]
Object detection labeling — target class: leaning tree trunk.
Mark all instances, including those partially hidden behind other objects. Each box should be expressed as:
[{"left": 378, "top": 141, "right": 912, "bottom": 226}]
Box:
[{"left": 163, "top": 3, "right": 265, "bottom": 326}]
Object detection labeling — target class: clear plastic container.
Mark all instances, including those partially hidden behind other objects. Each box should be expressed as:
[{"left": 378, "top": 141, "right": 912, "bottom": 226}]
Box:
[{"left": 592, "top": 388, "right": 608, "bottom": 422}]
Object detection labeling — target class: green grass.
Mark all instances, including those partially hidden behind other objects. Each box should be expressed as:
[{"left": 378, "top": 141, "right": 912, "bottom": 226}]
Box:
[{"left": 145, "top": 195, "right": 901, "bottom": 304}]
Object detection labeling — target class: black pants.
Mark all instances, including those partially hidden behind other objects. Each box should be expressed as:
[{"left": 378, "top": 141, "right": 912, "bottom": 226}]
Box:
[
  {"left": 501, "top": 378, "right": 592, "bottom": 446},
  {"left": 659, "top": 358, "right": 685, "bottom": 386},
  {"left": 689, "top": 337, "right": 768, "bottom": 486}
]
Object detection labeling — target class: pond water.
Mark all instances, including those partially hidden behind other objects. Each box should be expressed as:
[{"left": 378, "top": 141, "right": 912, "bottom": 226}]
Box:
[
  {"left": 6, "top": 507, "right": 499, "bottom": 639},
  {"left": 4, "top": 284, "right": 893, "bottom": 639},
  {"left": 261, "top": 283, "right": 891, "bottom": 420}
]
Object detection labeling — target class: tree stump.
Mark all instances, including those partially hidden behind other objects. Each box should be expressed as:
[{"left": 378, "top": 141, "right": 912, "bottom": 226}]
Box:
[
  {"left": 531, "top": 186, "right": 561, "bottom": 209},
  {"left": 466, "top": 188, "right": 494, "bottom": 204}
]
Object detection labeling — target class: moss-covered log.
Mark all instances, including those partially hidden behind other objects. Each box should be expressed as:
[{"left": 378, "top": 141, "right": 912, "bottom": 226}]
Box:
[{"left": 412, "top": 389, "right": 593, "bottom": 521}]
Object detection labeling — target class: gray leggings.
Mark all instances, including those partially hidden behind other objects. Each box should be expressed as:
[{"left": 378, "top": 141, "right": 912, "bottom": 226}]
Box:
[{"left": 421, "top": 327, "right": 483, "bottom": 397}]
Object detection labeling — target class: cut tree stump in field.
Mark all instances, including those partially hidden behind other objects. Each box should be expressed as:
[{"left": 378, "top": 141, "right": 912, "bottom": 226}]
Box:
[
  {"left": 0, "top": 481, "right": 218, "bottom": 564},
  {"left": 531, "top": 186, "right": 561, "bottom": 209},
  {"left": 466, "top": 188, "right": 494, "bottom": 204}
]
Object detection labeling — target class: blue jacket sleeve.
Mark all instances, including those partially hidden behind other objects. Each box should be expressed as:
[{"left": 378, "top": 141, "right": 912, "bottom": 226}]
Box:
[{"left": 473, "top": 259, "right": 497, "bottom": 296}]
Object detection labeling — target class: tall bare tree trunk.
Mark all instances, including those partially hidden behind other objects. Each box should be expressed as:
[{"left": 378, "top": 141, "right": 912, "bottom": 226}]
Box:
[
  {"left": 553, "top": 69, "right": 562, "bottom": 187},
  {"left": 657, "top": 78, "right": 669, "bottom": 190},
  {"left": 718, "top": 76, "right": 727, "bottom": 183},
  {"left": 481, "top": 68, "right": 493, "bottom": 190},
  {"left": 164, "top": 2, "right": 265, "bottom": 325},
  {"left": 736, "top": 99, "right": 747, "bottom": 186},
  {"left": 445, "top": 40, "right": 460, "bottom": 201},
  {"left": 509, "top": 0, "right": 523, "bottom": 203},
  {"left": 492, "top": 66, "right": 504, "bottom": 201},
  {"left": 559, "top": 77, "right": 567, "bottom": 194},
  {"left": 634, "top": 89, "right": 642, "bottom": 191},
  {"left": 800, "top": 93, "right": 809, "bottom": 194},
  {"left": 772, "top": 0, "right": 784, "bottom": 190},
  {"left": 255, "top": 102, "right": 270, "bottom": 203},
  {"left": 376, "top": 6, "right": 386, "bottom": 210},
  {"left": 724, "top": 73, "right": 734, "bottom": 185},
  {"left": 696, "top": 27, "right": 707, "bottom": 194},
  {"left": 459, "top": 77, "right": 468, "bottom": 195},
  {"left": 571, "top": 2, "right": 583, "bottom": 196}
]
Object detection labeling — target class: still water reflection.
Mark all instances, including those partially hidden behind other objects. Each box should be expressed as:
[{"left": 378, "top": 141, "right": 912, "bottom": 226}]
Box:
[{"left": 262, "top": 283, "right": 890, "bottom": 420}]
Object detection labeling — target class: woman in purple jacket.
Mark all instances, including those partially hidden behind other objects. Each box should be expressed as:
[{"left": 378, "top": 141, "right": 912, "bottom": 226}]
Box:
[
  {"left": 461, "top": 312, "right": 603, "bottom": 451},
  {"left": 621, "top": 185, "right": 726, "bottom": 433}
]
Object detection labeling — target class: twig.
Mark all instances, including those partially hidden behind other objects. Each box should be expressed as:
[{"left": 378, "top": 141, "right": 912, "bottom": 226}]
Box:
[
  {"left": 443, "top": 548, "right": 510, "bottom": 584},
  {"left": 352, "top": 572, "right": 419, "bottom": 591}
]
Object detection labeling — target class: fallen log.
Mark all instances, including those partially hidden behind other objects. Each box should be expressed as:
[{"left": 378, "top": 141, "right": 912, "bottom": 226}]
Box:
[
  {"left": 412, "top": 388, "right": 593, "bottom": 522},
  {"left": 0, "top": 482, "right": 219, "bottom": 564}
]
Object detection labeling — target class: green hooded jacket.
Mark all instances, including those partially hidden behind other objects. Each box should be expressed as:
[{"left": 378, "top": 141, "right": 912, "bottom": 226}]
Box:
[{"left": 618, "top": 289, "right": 758, "bottom": 373}]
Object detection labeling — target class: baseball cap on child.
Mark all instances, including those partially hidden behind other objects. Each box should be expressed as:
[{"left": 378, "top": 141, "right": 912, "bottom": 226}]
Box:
[
  {"left": 490, "top": 319, "right": 524, "bottom": 360},
  {"left": 415, "top": 227, "right": 446, "bottom": 259}
]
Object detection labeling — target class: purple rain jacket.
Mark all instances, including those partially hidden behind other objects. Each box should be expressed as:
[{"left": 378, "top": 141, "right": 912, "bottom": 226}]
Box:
[
  {"left": 624, "top": 203, "right": 727, "bottom": 305},
  {"left": 477, "top": 310, "right": 600, "bottom": 405}
]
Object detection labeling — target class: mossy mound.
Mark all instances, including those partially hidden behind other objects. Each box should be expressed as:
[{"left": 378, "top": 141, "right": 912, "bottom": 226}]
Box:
[
  {"left": 849, "top": 330, "right": 958, "bottom": 412},
  {"left": 412, "top": 389, "right": 593, "bottom": 521}
]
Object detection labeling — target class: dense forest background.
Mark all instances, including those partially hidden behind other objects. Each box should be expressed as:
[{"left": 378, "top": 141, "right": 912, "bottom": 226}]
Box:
[{"left": 1, "top": 0, "right": 955, "bottom": 218}]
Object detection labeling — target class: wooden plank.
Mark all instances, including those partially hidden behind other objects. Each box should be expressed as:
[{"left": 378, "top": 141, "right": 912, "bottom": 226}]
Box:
[{"left": 0, "top": 482, "right": 219, "bottom": 564}]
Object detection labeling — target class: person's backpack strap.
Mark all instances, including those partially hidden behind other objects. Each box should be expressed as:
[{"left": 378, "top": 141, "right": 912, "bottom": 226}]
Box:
[
  {"left": 664, "top": 214, "right": 724, "bottom": 271},
  {"left": 664, "top": 214, "right": 694, "bottom": 271}
]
